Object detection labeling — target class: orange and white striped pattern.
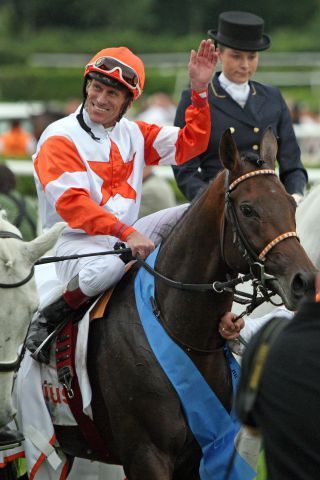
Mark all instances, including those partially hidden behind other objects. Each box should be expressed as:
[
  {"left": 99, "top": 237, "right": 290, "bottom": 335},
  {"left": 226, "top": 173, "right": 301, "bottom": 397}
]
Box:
[{"left": 33, "top": 91, "right": 209, "bottom": 241}]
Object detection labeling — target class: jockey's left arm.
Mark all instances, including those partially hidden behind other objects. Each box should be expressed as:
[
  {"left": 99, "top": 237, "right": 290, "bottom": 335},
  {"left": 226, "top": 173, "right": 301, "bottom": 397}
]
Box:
[{"left": 137, "top": 40, "right": 219, "bottom": 168}]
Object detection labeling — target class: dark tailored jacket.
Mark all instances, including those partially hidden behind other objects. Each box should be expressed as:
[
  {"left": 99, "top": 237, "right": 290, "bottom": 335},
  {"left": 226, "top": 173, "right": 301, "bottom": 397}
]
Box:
[{"left": 173, "top": 72, "right": 308, "bottom": 201}]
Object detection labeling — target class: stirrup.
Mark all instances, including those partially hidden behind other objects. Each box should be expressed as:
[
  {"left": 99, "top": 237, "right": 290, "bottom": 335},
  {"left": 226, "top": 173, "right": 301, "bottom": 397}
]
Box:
[
  {"left": 0, "top": 440, "right": 22, "bottom": 451},
  {"left": 0, "top": 428, "right": 24, "bottom": 451},
  {"left": 30, "top": 319, "right": 68, "bottom": 362}
]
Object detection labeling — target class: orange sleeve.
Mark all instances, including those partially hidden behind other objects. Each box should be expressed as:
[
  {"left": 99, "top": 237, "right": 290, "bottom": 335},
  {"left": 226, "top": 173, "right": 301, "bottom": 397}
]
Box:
[
  {"left": 136, "top": 90, "right": 210, "bottom": 166},
  {"left": 175, "top": 90, "right": 210, "bottom": 165}
]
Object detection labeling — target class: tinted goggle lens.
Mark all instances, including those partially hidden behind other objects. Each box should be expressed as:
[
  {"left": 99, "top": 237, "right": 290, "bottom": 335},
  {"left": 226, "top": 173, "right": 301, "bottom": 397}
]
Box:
[{"left": 93, "top": 57, "right": 139, "bottom": 88}]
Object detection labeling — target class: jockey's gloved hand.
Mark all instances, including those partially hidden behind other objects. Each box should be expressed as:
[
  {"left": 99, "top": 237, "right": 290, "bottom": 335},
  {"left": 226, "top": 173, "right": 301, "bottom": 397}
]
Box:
[
  {"left": 114, "top": 242, "right": 134, "bottom": 264},
  {"left": 292, "top": 193, "right": 303, "bottom": 206}
]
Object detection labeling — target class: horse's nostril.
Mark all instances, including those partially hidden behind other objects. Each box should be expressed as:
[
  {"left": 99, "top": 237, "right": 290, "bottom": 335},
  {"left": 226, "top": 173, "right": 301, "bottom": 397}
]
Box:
[{"left": 292, "top": 272, "right": 315, "bottom": 297}]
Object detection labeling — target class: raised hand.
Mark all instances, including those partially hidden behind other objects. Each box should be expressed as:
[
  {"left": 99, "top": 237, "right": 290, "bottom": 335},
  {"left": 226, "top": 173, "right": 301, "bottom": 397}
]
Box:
[{"left": 189, "top": 39, "right": 219, "bottom": 92}]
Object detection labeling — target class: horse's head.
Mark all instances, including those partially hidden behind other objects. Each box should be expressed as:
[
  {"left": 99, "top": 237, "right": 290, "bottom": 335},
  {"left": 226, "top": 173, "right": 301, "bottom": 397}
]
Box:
[
  {"left": 0, "top": 217, "right": 66, "bottom": 428},
  {"left": 219, "top": 127, "right": 316, "bottom": 310}
]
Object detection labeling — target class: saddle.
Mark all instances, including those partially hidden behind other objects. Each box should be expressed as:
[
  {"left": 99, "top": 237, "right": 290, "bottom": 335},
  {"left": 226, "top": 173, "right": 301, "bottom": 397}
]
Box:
[
  {"left": 53, "top": 288, "right": 120, "bottom": 464},
  {"left": 53, "top": 261, "right": 135, "bottom": 464}
]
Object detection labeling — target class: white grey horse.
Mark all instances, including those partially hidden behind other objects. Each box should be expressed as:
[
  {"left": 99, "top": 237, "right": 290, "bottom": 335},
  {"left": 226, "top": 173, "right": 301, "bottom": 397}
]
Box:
[
  {"left": 0, "top": 210, "right": 124, "bottom": 478},
  {"left": 0, "top": 210, "right": 65, "bottom": 430}
]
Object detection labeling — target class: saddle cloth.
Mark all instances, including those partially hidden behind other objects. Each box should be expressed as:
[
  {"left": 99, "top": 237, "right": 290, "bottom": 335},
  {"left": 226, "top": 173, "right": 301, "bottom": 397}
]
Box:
[{"left": 14, "top": 292, "right": 110, "bottom": 480}]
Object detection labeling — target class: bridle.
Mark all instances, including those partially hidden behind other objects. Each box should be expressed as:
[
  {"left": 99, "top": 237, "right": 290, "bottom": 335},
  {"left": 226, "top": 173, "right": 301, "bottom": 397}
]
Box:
[
  {"left": 137, "top": 169, "right": 299, "bottom": 297},
  {"left": 0, "top": 230, "right": 34, "bottom": 373},
  {"left": 138, "top": 168, "right": 299, "bottom": 354},
  {"left": 223, "top": 169, "right": 299, "bottom": 281}
]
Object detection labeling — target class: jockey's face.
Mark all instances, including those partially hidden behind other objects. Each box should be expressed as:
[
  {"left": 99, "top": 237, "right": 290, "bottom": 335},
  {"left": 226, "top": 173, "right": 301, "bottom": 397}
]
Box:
[
  {"left": 219, "top": 48, "right": 259, "bottom": 84},
  {"left": 85, "top": 79, "right": 129, "bottom": 128}
]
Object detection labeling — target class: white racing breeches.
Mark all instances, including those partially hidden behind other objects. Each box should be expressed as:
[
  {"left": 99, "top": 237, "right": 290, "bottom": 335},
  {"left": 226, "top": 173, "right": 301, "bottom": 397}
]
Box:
[{"left": 55, "top": 204, "right": 189, "bottom": 297}]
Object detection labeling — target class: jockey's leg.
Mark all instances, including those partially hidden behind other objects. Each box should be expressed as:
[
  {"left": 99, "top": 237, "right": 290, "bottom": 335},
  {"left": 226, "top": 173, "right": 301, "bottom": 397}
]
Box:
[
  {"left": 26, "top": 273, "right": 93, "bottom": 364},
  {"left": 27, "top": 236, "right": 126, "bottom": 363},
  {"left": 26, "top": 206, "right": 188, "bottom": 364},
  {"left": 133, "top": 204, "right": 189, "bottom": 246}
]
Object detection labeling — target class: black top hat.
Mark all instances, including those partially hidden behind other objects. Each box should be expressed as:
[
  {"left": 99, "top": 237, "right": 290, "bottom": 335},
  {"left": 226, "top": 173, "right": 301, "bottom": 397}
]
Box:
[{"left": 208, "top": 11, "right": 271, "bottom": 51}]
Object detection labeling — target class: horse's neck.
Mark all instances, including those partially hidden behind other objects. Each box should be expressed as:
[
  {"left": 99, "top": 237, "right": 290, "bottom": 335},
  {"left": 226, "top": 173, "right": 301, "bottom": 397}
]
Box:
[{"left": 155, "top": 184, "right": 233, "bottom": 350}]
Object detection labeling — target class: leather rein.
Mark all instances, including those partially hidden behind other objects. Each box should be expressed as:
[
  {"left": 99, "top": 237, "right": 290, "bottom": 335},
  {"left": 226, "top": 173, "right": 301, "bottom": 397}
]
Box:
[{"left": 0, "top": 170, "right": 298, "bottom": 362}]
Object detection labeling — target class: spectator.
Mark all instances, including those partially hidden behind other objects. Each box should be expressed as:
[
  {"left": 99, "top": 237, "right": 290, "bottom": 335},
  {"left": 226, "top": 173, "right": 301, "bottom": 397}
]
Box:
[
  {"left": 247, "top": 297, "right": 320, "bottom": 480},
  {"left": 31, "top": 110, "right": 64, "bottom": 142},
  {"left": 0, "top": 164, "right": 38, "bottom": 240},
  {"left": 137, "top": 92, "right": 176, "bottom": 126},
  {"left": 139, "top": 166, "right": 176, "bottom": 218},
  {"left": 219, "top": 276, "right": 320, "bottom": 479},
  {"left": 0, "top": 119, "right": 36, "bottom": 157},
  {"left": 173, "top": 11, "right": 307, "bottom": 207}
]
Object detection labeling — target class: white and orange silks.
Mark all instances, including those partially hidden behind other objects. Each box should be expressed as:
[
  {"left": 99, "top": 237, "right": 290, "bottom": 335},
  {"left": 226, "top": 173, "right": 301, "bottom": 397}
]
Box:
[{"left": 33, "top": 90, "right": 210, "bottom": 297}]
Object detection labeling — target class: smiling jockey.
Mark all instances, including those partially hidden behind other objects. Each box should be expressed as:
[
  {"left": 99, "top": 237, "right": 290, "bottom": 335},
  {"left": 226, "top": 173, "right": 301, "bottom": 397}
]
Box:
[{"left": 26, "top": 40, "right": 219, "bottom": 363}]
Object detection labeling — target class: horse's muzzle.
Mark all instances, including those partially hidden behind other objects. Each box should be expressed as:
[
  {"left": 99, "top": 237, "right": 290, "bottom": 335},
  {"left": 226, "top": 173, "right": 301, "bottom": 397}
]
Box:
[{"left": 291, "top": 271, "right": 317, "bottom": 300}]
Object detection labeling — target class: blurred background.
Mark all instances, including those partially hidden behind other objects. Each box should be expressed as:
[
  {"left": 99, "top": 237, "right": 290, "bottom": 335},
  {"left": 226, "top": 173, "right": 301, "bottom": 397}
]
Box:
[{"left": 2, "top": 0, "right": 320, "bottom": 200}]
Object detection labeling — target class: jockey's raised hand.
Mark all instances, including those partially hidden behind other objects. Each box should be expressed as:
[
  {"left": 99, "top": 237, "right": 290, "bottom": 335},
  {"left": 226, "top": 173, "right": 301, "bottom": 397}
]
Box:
[{"left": 189, "top": 39, "right": 219, "bottom": 92}]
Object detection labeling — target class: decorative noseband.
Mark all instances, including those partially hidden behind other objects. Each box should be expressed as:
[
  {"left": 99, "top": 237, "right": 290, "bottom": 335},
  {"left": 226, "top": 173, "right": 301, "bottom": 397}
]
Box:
[{"left": 258, "top": 232, "right": 299, "bottom": 261}]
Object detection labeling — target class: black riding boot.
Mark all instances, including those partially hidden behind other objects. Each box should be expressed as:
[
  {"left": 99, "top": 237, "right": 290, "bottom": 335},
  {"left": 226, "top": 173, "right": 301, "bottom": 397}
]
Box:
[
  {"left": 26, "top": 275, "right": 91, "bottom": 364},
  {"left": 0, "top": 426, "right": 24, "bottom": 450}
]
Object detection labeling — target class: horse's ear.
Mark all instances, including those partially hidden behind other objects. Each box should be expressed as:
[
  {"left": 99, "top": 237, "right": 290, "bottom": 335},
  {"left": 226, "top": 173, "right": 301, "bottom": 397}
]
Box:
[
  {"left": 260, "top": 127, "right": 277, "bottom": 169},
  {"left": 219, "top": 129, "right": 241, "bottom": 173},
  {"left": 23, "top": 222, "right": 66, "bottom": 265}
]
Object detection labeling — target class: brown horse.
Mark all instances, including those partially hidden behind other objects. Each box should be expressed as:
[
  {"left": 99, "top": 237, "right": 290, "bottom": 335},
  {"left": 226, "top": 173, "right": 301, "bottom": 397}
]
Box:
[{"left": 54, "top": 128, "right": 316, "bottom": 479}]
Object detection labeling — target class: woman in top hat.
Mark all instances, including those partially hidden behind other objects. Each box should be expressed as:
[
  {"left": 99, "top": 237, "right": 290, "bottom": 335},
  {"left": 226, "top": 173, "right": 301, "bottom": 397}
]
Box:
[{"left": 173, "top": 11, "right": 307, "bottom": 204}]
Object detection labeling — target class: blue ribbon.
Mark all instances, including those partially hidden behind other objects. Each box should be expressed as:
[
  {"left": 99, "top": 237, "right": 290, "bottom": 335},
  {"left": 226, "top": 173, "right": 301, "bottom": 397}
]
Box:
[{"left": 134, "top": 246, "right": 256, "bottom": 480}]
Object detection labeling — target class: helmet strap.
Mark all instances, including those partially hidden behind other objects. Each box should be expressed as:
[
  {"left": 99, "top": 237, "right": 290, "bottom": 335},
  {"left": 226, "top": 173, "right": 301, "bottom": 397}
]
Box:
[
  {"left": 117, "top": 94, "right": 133, "bottom": 122},
  {"left": 76, "top": 100, "right": 101, "bottom": 141}
]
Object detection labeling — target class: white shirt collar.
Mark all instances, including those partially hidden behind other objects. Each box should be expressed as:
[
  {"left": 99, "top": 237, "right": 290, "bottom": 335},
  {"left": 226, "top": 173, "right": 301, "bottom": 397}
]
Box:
[{"left": 218, "top": 73, "right": 250, "bottom": 108}]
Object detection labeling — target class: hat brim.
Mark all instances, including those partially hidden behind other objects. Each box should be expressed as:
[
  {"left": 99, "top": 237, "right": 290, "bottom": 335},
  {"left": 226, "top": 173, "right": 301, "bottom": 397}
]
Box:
[{"left": 208, "top": 29, "right": 271, "bottom": 51}]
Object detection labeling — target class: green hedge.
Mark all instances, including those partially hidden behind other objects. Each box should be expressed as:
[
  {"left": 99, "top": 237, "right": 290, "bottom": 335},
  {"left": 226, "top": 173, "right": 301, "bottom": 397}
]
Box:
[{"left": 0, "top": 66, "right": 177, "bottom": 102}]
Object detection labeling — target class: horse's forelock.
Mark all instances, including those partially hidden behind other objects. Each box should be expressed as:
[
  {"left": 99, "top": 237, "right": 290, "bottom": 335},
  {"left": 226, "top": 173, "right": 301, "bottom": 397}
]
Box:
[{"left": 241, "top": 152, "right": 264, "bottom": 168}]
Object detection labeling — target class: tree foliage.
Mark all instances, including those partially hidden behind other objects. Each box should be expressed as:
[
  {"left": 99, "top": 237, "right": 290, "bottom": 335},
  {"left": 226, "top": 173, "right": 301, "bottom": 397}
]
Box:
[{"left": 3, "top": 0, "right": 319, "bottom": 36}]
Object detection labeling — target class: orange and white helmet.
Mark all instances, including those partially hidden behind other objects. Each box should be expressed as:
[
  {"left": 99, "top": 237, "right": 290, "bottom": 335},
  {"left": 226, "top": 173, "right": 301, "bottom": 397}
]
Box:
[{"left": 84, "top": 46, "right": 145, "bottom": 100}]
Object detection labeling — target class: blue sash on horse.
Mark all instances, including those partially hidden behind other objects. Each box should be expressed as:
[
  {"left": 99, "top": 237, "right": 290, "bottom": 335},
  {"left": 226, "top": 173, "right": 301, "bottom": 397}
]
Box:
[{"left": 134, "top": 246, "right": 256, "bottom": 480}]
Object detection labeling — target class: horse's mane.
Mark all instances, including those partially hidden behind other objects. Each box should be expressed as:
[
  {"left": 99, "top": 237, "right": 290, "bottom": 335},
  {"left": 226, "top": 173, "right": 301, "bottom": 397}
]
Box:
[
  {"left": 159, "top": 153, "right": 265, "bottom": 248},
  {"left": 160, "top": 170, "right": 227, "bottom": 248}
]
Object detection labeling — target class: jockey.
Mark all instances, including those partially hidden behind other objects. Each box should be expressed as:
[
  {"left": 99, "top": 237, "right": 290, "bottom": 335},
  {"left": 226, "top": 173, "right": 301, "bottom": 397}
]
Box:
[{"left": 26, "top": 40, "right": 219, "bottom": 363}]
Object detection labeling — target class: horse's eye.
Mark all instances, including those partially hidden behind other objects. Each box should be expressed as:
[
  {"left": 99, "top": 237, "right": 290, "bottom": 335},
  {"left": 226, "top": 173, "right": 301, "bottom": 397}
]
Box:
[{"left": 240, "top": 205, "right": 254, "bottom": 217}]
